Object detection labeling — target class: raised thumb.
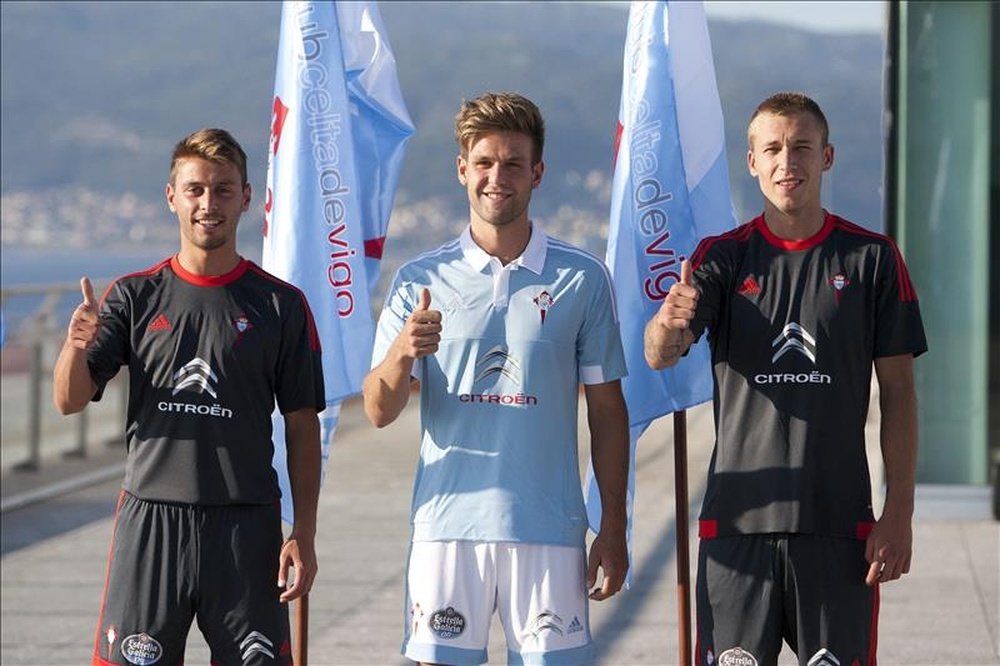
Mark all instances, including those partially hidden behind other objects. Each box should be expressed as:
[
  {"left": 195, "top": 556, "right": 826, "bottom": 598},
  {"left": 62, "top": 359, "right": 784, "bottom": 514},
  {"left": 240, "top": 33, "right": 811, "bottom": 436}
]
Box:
[
  {"left": 679, "top": 259, "right": 692, "bottom": 286},
  {"left": 80, "top": 277, "right": 96, "bottom": 307},
  {"left": 417, "top": 288, "right": 431, "bottom": 311}
]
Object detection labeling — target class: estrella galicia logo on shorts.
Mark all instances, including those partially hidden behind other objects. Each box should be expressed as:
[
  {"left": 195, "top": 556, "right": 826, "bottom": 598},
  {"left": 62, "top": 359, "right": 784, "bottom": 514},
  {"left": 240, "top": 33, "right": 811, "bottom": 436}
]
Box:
[
  {"left": 429, "top": 607, "right": 466, "bottom": 639},
  {"left": 120, "top": 633, "right": 163, "bottom": 665},
  {"left": 718, "top": 647, "right": 759, "bottom": 666}
]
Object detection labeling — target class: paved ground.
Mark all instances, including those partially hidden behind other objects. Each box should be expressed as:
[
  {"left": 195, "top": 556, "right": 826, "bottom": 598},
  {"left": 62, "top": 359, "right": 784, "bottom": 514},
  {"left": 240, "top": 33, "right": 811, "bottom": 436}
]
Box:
[{"left": 1, "top": 396, "right": 998, "bottom": 665}]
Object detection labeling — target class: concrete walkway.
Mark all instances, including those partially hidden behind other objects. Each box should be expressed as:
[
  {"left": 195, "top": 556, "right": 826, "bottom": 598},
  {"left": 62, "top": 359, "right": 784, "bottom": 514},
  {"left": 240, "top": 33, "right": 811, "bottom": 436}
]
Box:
[{"left": 1, "top": 398, "right": 997, "bottom": 665}]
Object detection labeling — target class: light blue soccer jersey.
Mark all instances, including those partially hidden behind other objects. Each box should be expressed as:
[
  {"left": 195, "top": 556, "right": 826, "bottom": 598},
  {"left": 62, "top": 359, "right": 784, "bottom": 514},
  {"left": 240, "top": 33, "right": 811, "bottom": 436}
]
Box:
[{"left": 372, "top": 224, "right": 627, "bottom": 547}]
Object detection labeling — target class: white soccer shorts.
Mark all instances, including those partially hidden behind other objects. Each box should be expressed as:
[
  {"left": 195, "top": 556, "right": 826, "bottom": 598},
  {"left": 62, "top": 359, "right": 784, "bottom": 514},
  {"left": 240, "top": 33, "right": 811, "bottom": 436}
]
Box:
[{"left": 402, "top": 541, "right": 592, "bottom": 665}]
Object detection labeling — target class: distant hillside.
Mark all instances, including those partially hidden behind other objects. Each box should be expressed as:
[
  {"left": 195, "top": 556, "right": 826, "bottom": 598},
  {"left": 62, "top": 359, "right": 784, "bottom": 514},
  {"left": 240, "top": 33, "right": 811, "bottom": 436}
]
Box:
[{"left": 0, "top": 1, "right": 885, "bottom": 256}]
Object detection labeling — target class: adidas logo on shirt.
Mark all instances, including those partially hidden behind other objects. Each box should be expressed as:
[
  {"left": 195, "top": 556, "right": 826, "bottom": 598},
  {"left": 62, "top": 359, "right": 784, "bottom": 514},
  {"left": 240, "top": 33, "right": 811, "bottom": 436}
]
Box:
[{"left": 147, "top": 313, "right": 172, "bottom": 332}]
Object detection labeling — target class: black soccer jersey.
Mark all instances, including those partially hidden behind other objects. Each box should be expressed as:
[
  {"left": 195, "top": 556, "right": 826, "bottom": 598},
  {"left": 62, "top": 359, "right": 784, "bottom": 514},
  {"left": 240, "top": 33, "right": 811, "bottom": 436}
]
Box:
[
  {"left": 689, "top": 213, "right": 927, "bottom": 539},
  {"left": 88, "top": 256, "right": 325, "bottom": 505}
]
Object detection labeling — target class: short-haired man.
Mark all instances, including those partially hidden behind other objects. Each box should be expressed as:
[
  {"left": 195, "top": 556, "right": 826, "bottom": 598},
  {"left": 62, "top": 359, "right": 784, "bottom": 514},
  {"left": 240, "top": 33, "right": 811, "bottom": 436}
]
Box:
[
  {"left": 54, "top": 128, "right": 324, "bottom": 665},
  {"left": 363, "top": 92, "right": 630, "bottom": 665},
  {"left": 645, "top": 92, "right": 927, "bottom": 664}
]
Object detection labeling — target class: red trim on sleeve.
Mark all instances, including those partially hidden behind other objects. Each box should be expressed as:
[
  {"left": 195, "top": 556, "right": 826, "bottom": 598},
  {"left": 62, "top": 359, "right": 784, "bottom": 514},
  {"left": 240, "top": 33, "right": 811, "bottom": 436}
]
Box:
[
  {"left": 698, "top": 519, "right": 718, "bottom": 539},
  {"left": 689, "top": 219, "right": 756, "bottom": 270},
  {"left": 855, "top": 521, "right": 876, "bottom": 540},
  {"left": 97, "top": 258, "right": 172, "bottom": 308},
  {"left": 246, "top": 263, "right": 322, "bottom": 353},
  {"left": 832, "top": 216, "right": 919, "bottom": 303}
]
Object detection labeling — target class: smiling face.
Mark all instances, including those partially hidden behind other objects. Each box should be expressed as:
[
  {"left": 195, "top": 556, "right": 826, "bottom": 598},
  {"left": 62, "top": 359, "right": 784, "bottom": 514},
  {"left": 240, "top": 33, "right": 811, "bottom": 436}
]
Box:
[
  {"left": 166, "top": 156, "right": 250, "bottom": 256},
  {"left": 747, "top": 111, "right": 833, "bottom": 219},
  {"left": 457, "top": 130, "right": 543, "bottom": 230}
]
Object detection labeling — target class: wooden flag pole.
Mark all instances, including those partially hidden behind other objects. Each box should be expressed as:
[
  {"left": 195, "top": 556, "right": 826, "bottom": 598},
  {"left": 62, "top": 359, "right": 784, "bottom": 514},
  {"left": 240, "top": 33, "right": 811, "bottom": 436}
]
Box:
[
  {"left": 674, "top": 410, "right": 692, "bottom": 665},
  {"left": 294, "top": 593, "right": 309, "bottom": 665}
]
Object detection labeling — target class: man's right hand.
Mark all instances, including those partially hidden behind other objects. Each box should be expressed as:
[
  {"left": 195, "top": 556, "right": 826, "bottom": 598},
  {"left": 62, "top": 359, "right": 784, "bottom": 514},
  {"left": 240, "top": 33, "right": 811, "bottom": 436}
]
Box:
[
  {"left": 66, "top": 277, "right": 100, "bottom": 350},
  {"left": 654, "top": 259, "right": 698, "bottom": 332},
  {"left": 645, "top": 260, "right": 698, "bottom": 370},
  {"left": 395, "top": 288, "right": 442, "bottom": 360}
]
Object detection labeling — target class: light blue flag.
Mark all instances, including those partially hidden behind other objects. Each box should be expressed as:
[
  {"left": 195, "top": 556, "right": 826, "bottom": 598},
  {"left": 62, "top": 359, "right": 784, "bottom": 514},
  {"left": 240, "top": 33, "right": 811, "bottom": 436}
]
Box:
[
  {"left": 262, "top": 0, "right": 414, "bottom": 523},
  {"left": 585, "top": 0, "right": 737, "bottom": 577}
]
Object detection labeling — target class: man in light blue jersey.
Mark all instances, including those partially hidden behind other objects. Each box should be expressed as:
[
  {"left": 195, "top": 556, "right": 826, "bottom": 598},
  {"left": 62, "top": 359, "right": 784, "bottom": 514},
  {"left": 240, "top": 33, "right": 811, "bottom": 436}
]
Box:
[{"left": 363, "top": 92, "right": 630, "bottom": 666}]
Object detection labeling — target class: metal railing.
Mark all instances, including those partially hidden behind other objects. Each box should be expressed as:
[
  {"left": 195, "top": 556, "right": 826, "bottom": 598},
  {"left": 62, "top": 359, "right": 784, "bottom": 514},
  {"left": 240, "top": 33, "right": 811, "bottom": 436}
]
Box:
[{"left": 1, "top": 281, "right": 126, "bottom": 472}]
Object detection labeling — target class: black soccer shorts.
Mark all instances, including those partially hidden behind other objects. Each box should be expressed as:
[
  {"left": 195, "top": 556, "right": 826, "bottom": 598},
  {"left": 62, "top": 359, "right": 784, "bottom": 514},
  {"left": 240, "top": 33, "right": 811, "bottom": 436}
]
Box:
[
  {"left": 695, "top": 533, "right": 878, "bottom": 666},
  {"left": 92, "top": 491, "right": 292, "bottom": 665}
]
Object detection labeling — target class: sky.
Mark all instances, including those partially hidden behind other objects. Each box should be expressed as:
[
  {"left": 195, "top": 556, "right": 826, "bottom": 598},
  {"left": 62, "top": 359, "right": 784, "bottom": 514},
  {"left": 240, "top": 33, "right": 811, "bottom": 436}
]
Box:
[{"left": 703, "top": 1, "right": 885, "bottom": 34}]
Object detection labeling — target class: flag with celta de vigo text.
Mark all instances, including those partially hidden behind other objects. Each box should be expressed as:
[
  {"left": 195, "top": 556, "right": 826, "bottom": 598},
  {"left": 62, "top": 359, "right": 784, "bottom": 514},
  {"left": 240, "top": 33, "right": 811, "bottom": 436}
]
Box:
[
  {"left": 585, "top": 0, "right": 737, "bottom": 576},
  {"left": 263, "top": 0, "right": 414, "bottom": 523}
]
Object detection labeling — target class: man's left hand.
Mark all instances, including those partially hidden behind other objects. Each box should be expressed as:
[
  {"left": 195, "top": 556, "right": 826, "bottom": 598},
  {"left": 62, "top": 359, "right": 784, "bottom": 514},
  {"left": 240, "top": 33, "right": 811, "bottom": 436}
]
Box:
[
  {"left": 587, "top": 531, "right": 628, "bottom": 600},
  {"left": 864, "top": 511, "right": 912, "bottom": 586},
  {"left": 278, "top": 532, "right": 318, "bottom": 602}
]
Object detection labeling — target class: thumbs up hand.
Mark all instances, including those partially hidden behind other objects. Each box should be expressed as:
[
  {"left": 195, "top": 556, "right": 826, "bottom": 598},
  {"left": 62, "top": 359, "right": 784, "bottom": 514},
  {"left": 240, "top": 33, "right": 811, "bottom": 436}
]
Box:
[
  {"left": 397, "top": 287, "right": 442, "bottom": 360},
  {"left": 67, "top": 277, "right": 101, "bottom": 350},
  {"left": 654, "top": 260, "right": 699, "bottom": 332}
]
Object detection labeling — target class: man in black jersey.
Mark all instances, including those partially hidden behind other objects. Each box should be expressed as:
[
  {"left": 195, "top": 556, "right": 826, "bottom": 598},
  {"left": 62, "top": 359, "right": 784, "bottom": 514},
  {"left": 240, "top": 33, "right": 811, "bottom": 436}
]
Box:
[
  {"left": 54, "top": 128, "right": 324, "bottom": 666},
  {"left": 645, "top": 93, "right": 926, "bottom": 665}
]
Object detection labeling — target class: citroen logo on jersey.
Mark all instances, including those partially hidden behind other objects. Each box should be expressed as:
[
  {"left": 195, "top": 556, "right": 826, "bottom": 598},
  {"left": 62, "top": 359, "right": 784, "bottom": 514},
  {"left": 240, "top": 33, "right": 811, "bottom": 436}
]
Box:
[
  {"left": 172, "top": 358, "right": 219, "bottom": 398},
  {"left": 239, "top": 631, "right": 275, "bottom": 661},
  {"left": 771, "top": 322, "right": 817, "bottom": 364},
  {"left": 158, "top": 358, "right": 233, "bottom": 418},
  {"left": 474, "top": 346, "right": 522, "bottom": 385},
  {"left": 755, "top": 323, "right": 832, "bottom": 385},
  {"left": 460, "top": 346, "right": 539, "bottom": 406}
]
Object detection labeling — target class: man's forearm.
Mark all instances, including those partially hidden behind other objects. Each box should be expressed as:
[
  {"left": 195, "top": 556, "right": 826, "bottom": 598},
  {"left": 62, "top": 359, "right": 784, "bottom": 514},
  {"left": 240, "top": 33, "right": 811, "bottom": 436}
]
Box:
[
  {"left": 285, "top": 410, "right": 322, "bottom": 538},
  {"left": 587, "top": 385, "right": 629, "bottom": 534},
  {"left": 53, "top": 342, "right": 97, "bottom": 414},
  {"left": 362, "top": 349, "right": 415, "bottom": 428},
  {"left": 644, "top": 318, "right": 693, "bottom": 370},
  {"left": 879, "top": 382, "right": 918, "bottom": 517}
]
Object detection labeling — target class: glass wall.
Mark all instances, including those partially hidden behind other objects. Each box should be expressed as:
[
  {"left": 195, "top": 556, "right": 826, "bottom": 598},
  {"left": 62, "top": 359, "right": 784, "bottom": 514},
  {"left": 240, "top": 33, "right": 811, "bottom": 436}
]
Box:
[{"left": 894, "top": 1, "right": 993, "bottom": 484}]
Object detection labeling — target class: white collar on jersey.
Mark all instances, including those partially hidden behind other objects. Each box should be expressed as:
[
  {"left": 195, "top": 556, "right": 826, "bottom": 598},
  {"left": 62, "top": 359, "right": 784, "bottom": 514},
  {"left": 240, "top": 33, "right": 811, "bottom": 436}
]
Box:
[{"left": 459, "top": 222, "right": 547, "bottom": 275}]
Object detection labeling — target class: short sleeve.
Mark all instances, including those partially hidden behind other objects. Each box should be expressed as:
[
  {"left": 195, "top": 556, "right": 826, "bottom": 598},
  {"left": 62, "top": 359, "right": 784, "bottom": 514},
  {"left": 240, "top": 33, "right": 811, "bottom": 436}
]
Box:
[
  {"left": 275, "top": 291, "right": 326, "bottom": 414},
  {"left": 371, "top": 270, "right": 417, "bottom": 374},
  {"left": 87, "top": 280, "right": 131, "bottom": 401},
  {"left": 577, "top": 266, "right": 627, "bottom": 385},
  {"left": 689, "top": 238, "right": 730, "bottom": 343},
  {"left": 874, "top": 240, "right": 927, "bottom": 358}
]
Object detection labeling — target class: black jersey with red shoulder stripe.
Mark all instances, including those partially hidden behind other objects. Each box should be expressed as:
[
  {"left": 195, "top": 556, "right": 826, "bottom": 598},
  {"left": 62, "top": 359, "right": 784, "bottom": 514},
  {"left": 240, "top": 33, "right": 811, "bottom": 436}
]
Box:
[
  {"left": 689, "top": 212, "right": 926, "bottom": 539},
  {"left": 88, "top": 256, "right": 325, "bottom": 505}
]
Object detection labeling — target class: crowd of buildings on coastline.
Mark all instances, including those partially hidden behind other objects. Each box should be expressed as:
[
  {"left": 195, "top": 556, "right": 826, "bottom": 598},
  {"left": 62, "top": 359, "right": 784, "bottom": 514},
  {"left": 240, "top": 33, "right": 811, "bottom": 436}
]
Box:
[{"left": 1, "top": 170, "right": 612, "bottom": 260}]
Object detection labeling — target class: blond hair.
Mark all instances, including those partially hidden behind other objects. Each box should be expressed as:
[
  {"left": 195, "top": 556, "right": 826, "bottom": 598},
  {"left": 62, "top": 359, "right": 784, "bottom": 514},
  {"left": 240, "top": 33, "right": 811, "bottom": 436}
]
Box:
[
  {"left": 748, "top": 92, "right": 830, "bottom": 148},
  {"left": 169, "top": 128, "right": 248, "bottom": 185},
  {"left": 454, "top": 92, "right": 545, "bottom": 163}
]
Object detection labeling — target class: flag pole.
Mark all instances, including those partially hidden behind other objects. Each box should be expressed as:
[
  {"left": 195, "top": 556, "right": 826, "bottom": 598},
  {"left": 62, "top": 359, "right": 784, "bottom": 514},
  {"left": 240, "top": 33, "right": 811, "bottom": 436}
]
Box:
[
  {"left": 294, "top": 593, "right": 308, "bottom": 665},
  {"left": 674, "top": 409, "right": 691, "bottom": 665}
]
